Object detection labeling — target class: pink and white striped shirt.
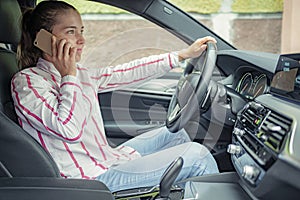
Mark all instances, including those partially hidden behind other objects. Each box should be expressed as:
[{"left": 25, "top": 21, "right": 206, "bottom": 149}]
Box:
[{"left": 11, "top": 53, "right": 178, "bottom": 179}]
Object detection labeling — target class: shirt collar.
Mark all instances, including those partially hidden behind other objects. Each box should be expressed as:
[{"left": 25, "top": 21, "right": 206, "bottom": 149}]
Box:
[{"left": 36, "top": 58, "right": 61, "bottom": 77}]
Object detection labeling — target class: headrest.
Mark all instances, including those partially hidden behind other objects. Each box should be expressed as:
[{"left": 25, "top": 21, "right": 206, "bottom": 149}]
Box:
[{"left": 0, "top": 0, "right": 22, "bottom": 45}]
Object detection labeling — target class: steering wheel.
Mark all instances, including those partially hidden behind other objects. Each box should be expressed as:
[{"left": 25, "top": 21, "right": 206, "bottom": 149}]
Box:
[{"left": 166, "top": 42, "right": 217, "bottom": 133}]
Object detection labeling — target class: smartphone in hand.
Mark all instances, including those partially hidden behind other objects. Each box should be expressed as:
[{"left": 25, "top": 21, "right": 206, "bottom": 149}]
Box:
[{"left": 33, "top": 29, "right": 54, "bottom": 56}]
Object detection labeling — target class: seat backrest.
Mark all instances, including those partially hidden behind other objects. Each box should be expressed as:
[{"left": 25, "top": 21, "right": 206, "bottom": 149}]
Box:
[
  {"left": 0, "top": 111, "right": 61, "bottom": 177},
  {"left": 0, "top": 0, "right": 61, "bottom": 178},
  {"left": 0, "top": 0, "right": 22, "bottom": 123},
  {"left": 0, "top": 47, "right": 19, "bottom": 122},
  {"left": 0, "top": 0, "right": 22, "bottom": 45}
]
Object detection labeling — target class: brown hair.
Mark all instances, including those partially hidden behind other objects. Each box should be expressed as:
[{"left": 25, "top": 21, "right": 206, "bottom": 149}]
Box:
[{"left": 17, "top": 1, "right": 77, "bottom": 69}]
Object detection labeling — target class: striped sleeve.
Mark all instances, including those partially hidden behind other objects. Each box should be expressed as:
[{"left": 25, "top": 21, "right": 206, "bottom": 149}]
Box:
[
  {"left": 88, "top": 52, "right": 179, "bottom": 92},
  {"left": 11, "top": 72, "right": 90, "bottom": 143}
]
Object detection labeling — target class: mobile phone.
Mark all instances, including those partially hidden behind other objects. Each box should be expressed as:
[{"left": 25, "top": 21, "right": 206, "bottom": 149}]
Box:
[{"left": 33, "top": 29, "right": 53, "bottom": 56}]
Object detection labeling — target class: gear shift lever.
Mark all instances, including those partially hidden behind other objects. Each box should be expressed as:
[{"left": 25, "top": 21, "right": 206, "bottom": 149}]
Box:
[{"left": 158, "top": 157, "right": 183, "bottom": 200}]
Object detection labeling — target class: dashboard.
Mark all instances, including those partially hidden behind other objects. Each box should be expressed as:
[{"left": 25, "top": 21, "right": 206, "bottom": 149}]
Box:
[{"left": 217, "top": 50, "right": 300, "bottom": 199}]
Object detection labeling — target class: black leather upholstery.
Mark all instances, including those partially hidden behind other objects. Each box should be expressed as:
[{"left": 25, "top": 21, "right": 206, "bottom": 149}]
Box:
[
  {"left": 0, "top": 0, "right": 21, "bottom": 123},
  {"left": 0, "top": 177, "right": 114, "bottom": 200},
  {"left": 0, "top": 48, "right": 19, "bottom": 123},
  {"left": 0, "top": 111, "right": 61, "bottom": 177},
  {"left": 0, "top": 0, "right": 21, "bottom": 45}
]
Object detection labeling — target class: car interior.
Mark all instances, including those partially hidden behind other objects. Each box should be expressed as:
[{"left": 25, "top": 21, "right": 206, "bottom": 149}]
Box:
[{"left": 1, "top": 0, "right": 300, "bottom": 199}]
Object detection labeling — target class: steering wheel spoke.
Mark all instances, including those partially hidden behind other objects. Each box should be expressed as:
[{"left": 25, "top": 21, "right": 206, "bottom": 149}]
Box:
[{"left": 168, "top": 103, "right": 181, "bottom": 122}]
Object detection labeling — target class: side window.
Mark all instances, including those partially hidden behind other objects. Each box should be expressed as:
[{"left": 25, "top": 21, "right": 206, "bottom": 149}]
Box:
[
  {"left": 80, "top": 5, "right": 188, "bottom": 73},
  {"left": 38, "top": 0, "right": 223, "bottom": 78}
]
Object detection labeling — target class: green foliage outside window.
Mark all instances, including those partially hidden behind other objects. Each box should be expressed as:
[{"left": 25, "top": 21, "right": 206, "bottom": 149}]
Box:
[
  {"left": 232, "top": 0, "right": 283, "bottom": 13},
  {"left": 169, "top": 0, "right": 222, "bottom": 14},
  {"left": 38, "top": 0, "right": 283, "bottom": 14}
]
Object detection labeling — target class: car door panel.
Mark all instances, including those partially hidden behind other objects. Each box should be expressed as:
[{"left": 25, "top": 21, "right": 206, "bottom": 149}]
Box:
[{"left": 99, "top": 85, "right": 173, "bottom": 146}]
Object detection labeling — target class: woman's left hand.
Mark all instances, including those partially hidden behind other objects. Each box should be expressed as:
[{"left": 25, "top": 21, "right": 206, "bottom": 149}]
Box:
[{"left": 178, "top": 36, "right": 217, "bottom": 61}]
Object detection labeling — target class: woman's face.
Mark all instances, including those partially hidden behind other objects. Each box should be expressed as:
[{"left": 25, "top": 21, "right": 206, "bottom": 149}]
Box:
[{"left": 51, "top": 9, "right": 85, "bottom": 62}]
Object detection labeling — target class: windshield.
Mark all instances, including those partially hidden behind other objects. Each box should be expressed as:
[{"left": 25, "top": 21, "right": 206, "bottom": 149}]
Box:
[{"left": 168, "top": 0, "right": 283, "bottom": 54}]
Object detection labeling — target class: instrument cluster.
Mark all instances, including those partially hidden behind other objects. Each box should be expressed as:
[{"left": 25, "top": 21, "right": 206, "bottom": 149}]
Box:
[{"left": 235, "top": 70, "right": 269, "bottom": 99}]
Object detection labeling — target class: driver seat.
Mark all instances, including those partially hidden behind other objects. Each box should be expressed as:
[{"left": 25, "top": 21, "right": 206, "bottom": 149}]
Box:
[
  {"left": 0, "top": 0, "right": 61, "bottom": 178},
  {"left": 0, "top": 0, "right": 113, "bottom": 199}
]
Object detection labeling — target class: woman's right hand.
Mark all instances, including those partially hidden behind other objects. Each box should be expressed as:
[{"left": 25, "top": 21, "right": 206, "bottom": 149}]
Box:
[
  {"left": 44, "top": 36, "right": 77, "bottom": 77},
  {"left": 178, "top": 36, "right": 217, "bottom": 61}
]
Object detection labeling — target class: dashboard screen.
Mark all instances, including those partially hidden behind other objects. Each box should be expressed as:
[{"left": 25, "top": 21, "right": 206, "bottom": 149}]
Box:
[{"left": 270, "top": 53, "right": 300, "bottom": 101}]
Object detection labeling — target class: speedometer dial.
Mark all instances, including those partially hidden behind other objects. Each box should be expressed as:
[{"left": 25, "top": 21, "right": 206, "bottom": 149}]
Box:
[
  {"left": 236, "top": 72, "right": 253, "bottom": 96},
  {"left": 253, "top": 74, "right": 267, "bottom": 98}
]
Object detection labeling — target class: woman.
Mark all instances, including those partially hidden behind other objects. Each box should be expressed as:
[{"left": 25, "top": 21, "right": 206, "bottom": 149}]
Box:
[{"left": 12, "top": 1, "right": 219, "bottom": 192}]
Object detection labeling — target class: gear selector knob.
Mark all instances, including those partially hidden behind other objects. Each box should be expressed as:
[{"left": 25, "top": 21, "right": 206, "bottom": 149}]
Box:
[{"left": 158, "top": 157, "right": 183, "bottom": 200}]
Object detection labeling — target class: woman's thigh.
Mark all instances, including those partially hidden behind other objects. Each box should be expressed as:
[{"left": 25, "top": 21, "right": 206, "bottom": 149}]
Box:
[
  {"left": 121, "top": 126, "right": 191, "bottom": 156},
  {"left": 96, "top": 142, "right": 219, "bottom": 192}
]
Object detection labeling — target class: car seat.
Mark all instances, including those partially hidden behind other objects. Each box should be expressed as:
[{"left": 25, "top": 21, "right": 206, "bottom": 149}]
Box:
[
  {"left": 0, "top": 0, "right": 113, "bottom": 199},
  {"left": 0, "top": 0, "right": 20, "bottom": 123},
  {"left": 0, "top": 0, "right": 62, "bottom": 178}
]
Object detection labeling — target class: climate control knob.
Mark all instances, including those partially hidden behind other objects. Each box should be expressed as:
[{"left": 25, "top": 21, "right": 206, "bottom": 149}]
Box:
[
  {"left": 227, "top": 144, "right": 242, "bottom": 155},
  {"left": 242, "top": 165, "right": 260, "bottom": 182},
  {"left": 233, "top": 128, "right": 245, "bottom": 136}
]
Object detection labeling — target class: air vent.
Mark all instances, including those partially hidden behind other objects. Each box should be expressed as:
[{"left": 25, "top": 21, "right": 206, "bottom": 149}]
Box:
[
  {"left": 260, "top": 111, "right": 292, "bottom": 152},
  {"left": 241, "top": 103, "right": 266, "bottom": 130}
]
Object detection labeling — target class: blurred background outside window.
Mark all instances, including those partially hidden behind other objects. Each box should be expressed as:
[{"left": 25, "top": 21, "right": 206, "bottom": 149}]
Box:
[{"left": 46, "top": 0, "right": 299, "bottom": 68}]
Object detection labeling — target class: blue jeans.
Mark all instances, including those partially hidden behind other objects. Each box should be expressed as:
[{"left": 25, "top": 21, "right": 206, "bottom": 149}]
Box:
[{"left": 95, "top": 126, "right": 219, "bottom": 192}]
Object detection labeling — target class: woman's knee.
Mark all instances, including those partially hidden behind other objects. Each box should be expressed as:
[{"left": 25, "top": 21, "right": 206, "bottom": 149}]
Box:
[
  {"left": 174, "top": 128, "right": 191, "bottom": 142},
  {"left": 182, "top": 142, "right": 219, "bottom": 172},
  {"left": 184, "top": 142, "right": 210, "bottom": 158}
]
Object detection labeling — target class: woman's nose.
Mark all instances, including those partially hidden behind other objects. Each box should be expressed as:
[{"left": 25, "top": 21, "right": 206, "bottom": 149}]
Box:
[{"left": 77, "top": 33, "right": 85, "bottom": 45}]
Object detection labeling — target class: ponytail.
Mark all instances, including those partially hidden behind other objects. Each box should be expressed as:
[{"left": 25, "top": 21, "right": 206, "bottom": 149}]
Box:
[{"left": 17, "top": 8, "right": 42, "bottom": 69}]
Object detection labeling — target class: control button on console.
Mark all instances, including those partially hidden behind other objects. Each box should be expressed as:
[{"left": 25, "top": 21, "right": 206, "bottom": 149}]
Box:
[
  {"left": 227, "top": 144, "right": 242, "bottom": 155},
  {"left": 242, "top": 165, "right": 260, "bottom": 182},
  {"left": 233, "top": 127, "right": 245, "bottom": 137}
]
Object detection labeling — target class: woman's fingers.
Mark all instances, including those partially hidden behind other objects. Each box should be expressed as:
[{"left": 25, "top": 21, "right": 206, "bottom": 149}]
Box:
[
  {"left": 69, "top": 46, "right": 77, "bottom": 59},
  {"left": 58, "top": 39, "right": 76, "bottom": 59},
  {"left": 63, "top": 42, "right": 72, "bottom": 59},
  {"left": 51, "top": 36, "right": 57, "bottom": 57},
  {"left": 57, "top": 39, "right": 66, "bottom": 59},
  {"left": 178, "top": 36, "right": 217, "bottom": 60},
  {"left": 196, "top": 36, "right": 217, "bottom": 45},
  {"left": 197, "top": 44, "right": 207, "bottom": 54}
]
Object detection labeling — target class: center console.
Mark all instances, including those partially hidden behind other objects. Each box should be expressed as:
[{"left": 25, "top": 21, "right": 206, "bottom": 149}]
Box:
[
  {"left": 184, "top": 98, "right": 300, "bottom": 200},
  {"left": 228, "top": 101, "right": 292, "bottom": 186},
  {"left": 226, "top": 100, "right": 300, "bottom": 200}
]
